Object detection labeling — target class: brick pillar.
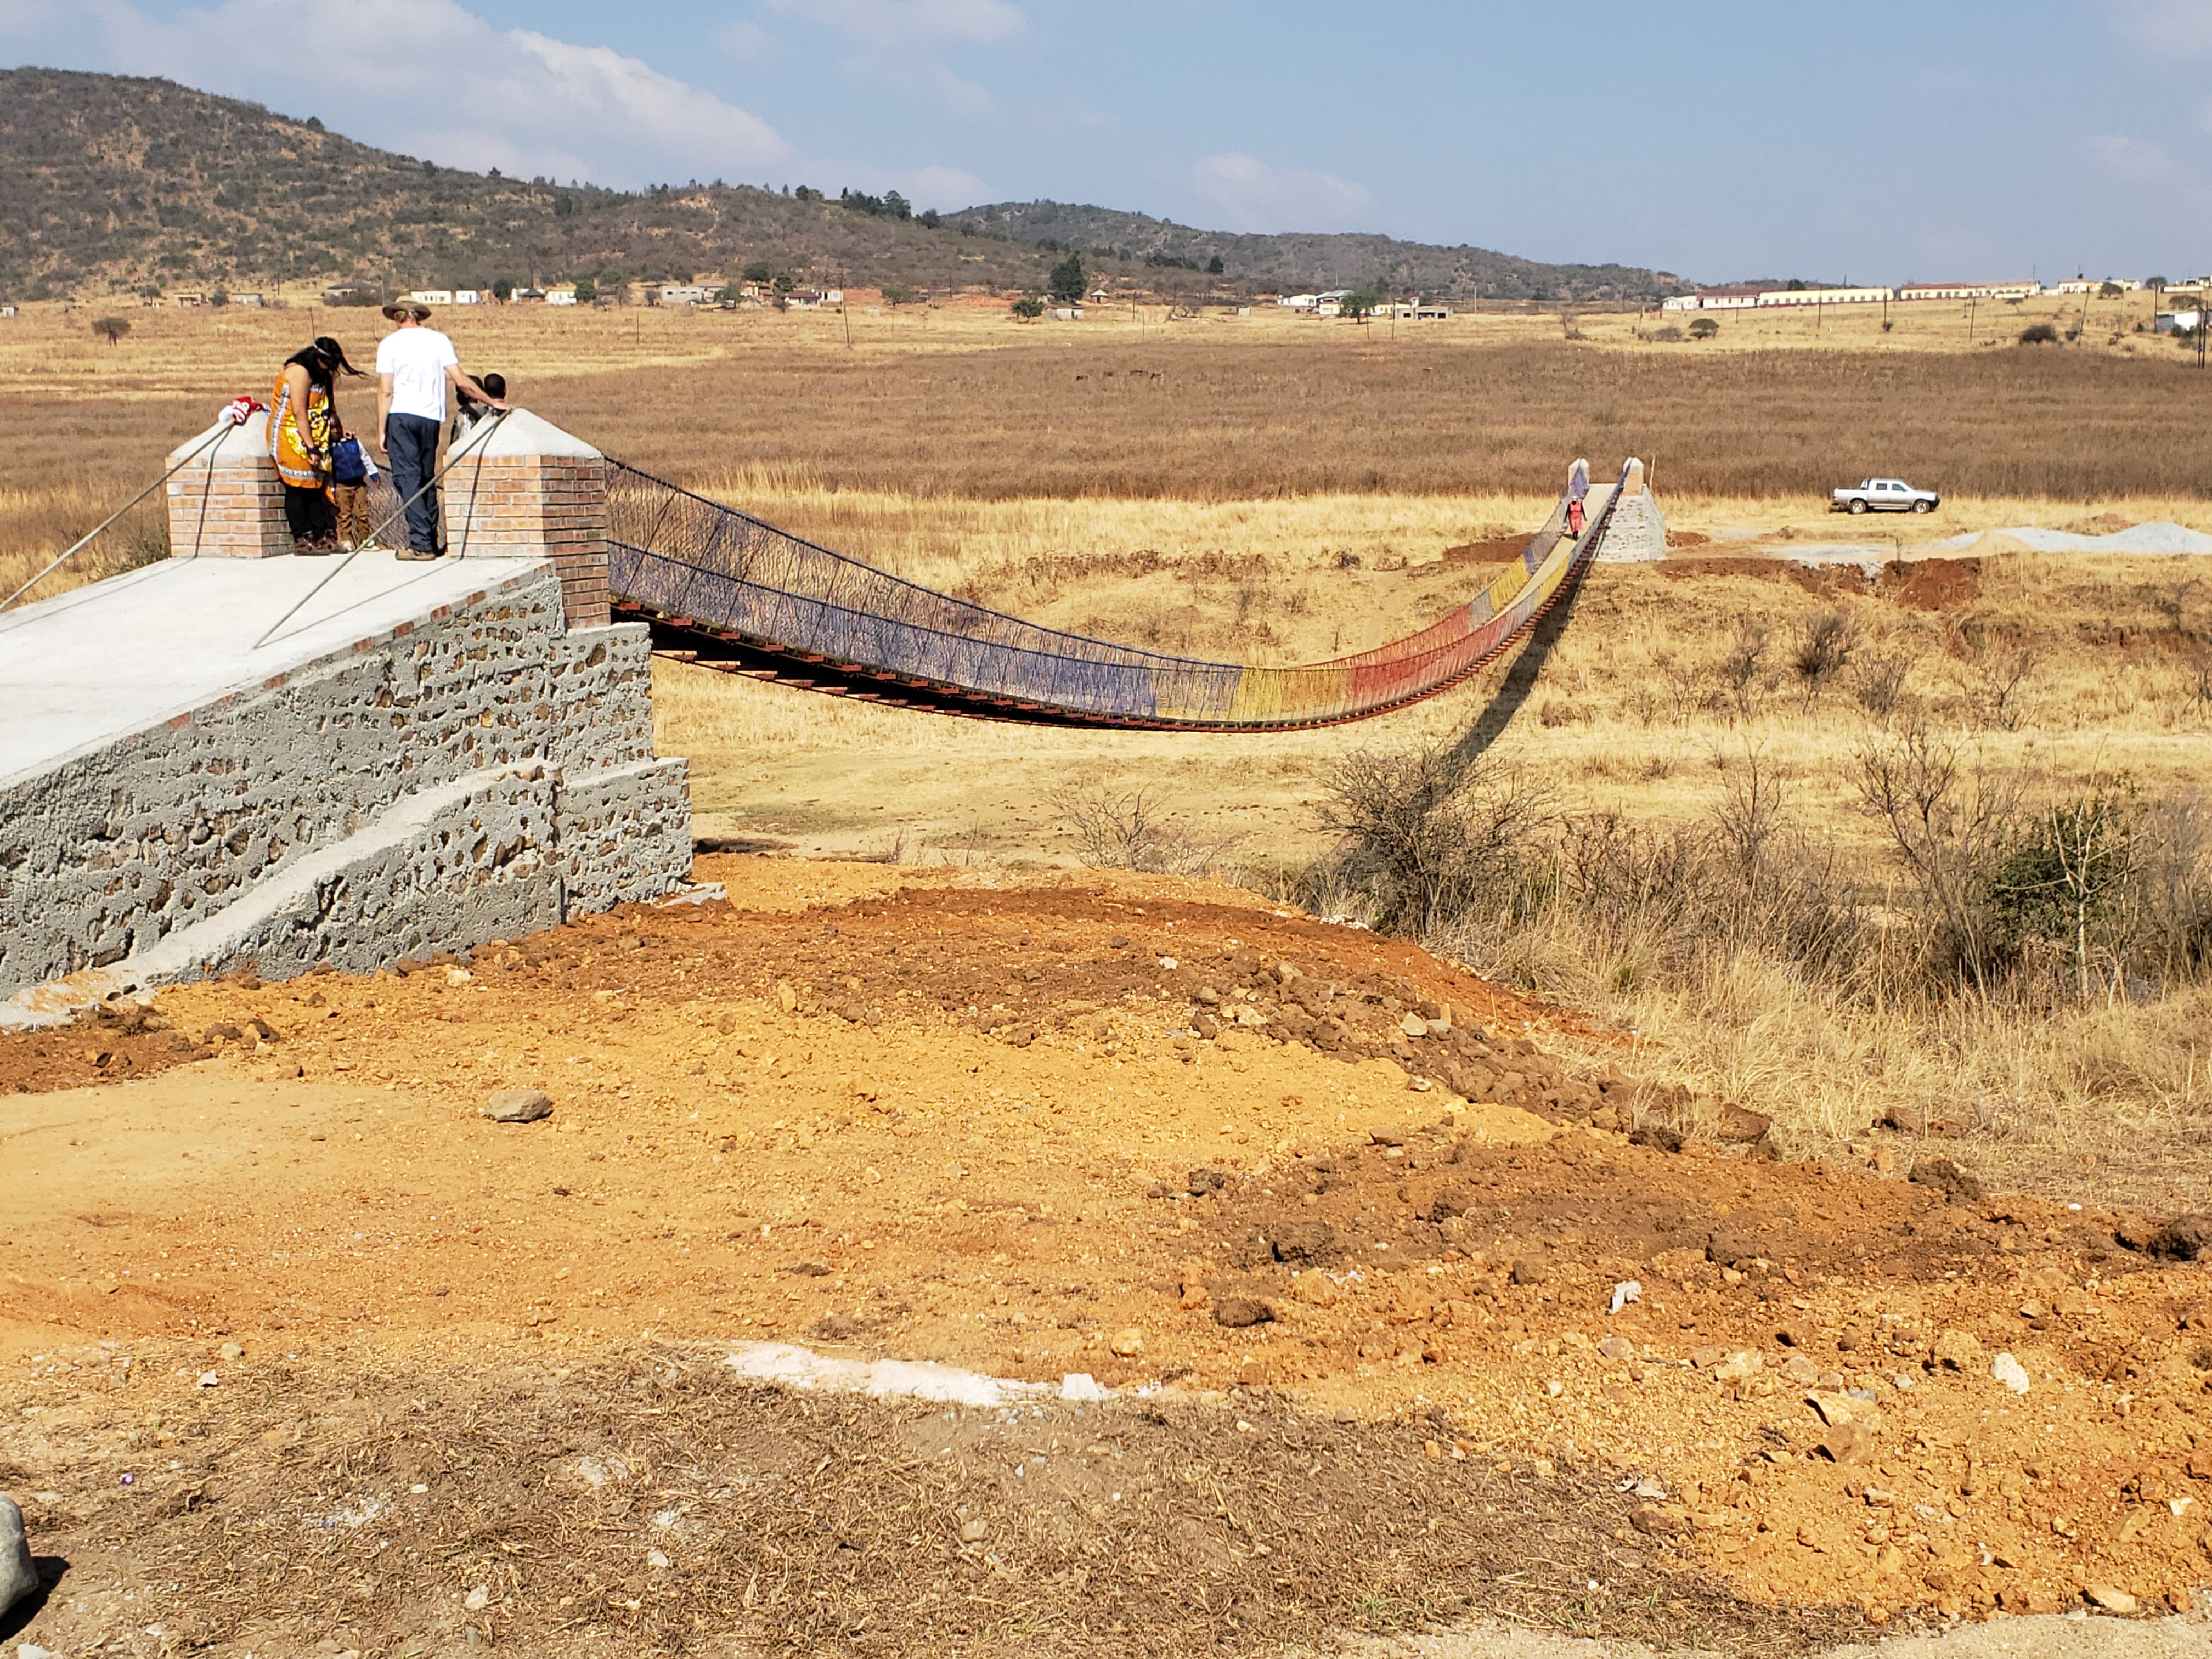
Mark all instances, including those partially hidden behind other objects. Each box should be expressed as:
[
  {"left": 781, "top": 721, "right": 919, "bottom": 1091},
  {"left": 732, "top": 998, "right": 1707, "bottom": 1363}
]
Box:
[
  {"left": 439, "top": 410, "right": 611, "bottom": 627},
  {"left": 164, "top": 413, "right": 290, "bottom": 558}
]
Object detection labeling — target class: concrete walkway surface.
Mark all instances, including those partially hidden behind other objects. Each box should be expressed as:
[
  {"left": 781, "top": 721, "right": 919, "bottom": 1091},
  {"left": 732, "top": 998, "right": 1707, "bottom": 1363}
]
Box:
[{"left": 0, "top": 550, "right": 545, "bottom": 785}]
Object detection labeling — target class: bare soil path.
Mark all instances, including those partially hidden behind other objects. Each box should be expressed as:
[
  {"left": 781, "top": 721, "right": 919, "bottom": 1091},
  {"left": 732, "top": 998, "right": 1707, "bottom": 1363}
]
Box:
[{"left": 3, "top": 859, "right": 2209, "bottom": 1656}]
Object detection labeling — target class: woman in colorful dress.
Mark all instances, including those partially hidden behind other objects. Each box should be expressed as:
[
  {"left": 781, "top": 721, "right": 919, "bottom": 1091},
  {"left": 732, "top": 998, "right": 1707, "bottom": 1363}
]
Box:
[{"left": 270, "top": 336, "right": 364, "bottom": 554}]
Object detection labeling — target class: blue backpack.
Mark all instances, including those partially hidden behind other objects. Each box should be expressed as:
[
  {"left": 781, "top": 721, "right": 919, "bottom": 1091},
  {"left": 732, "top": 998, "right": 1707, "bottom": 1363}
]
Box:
[{"left": 330, "top": 435, "right": 368, "bottom": 485}]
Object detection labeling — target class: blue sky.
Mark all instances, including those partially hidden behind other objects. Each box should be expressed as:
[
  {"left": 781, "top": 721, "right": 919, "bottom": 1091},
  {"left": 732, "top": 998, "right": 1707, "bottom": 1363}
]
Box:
[{"left": 5, "top": 0, "right": 2209, "bottom": 283}]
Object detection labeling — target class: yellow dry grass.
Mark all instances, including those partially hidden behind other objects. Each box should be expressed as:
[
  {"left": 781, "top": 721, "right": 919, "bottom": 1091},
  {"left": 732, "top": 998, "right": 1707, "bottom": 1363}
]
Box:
[
  {"left": 647, "top": 513, "right": 2211, "bottom": 1193},
  {"left": 3, "top": 299, "right": 2207, "bottom": 1192}
]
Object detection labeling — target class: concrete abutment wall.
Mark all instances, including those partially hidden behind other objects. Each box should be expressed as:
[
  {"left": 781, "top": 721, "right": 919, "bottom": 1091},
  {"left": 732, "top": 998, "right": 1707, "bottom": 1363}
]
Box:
[{"left": 3, "top": 411, "right": 690, "bottom": 1017}]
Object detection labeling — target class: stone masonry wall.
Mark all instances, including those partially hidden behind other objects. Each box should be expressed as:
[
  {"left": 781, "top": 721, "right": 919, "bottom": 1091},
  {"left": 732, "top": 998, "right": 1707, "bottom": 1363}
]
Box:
[
  {"left": 1595, "top": 487, "right": 1669, "bottom": 563},
  {"left": 0, "top": 563, "right": 689, "bottom": 997}
]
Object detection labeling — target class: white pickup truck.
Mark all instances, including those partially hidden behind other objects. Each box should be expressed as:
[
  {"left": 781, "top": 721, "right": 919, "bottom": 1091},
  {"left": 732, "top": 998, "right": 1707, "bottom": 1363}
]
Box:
[{"left": 1831, "top": 477, "right": 1940, "bottom": 515}]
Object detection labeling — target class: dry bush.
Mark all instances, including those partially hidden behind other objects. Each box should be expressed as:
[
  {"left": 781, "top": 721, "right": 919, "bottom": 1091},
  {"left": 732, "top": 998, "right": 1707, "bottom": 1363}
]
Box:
[
  {"left": 1791, "top": 609, "right": 1860, "bottom": 709},
  {"left": 1047, "top": 785, "right": 1244, "bottom": 878},
  {"left": 1716, "top": 616, "right": 1770, "bottom": 721},
  {"left": 1308, "top": 748, "right": 1555, "bottom": 938},
  {"left": 1304, "top": 729, "right": 2212, "bottom": 1183}
]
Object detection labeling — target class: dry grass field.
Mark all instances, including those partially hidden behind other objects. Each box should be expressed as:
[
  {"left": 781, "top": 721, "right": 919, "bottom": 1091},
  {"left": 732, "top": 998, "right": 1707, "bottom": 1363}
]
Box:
[
  {"left": 2, "top": 297, "right": 2208, "bottom": 1200},
  {"left": 8, "top": 295, "right": 2212, "bottom": 1658}
]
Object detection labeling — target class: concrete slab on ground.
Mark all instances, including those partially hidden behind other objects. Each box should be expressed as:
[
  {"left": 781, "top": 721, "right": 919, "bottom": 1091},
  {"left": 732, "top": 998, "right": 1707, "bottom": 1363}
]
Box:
[{"left": 0, "top": 550, "right": 546, "bottom": 785}]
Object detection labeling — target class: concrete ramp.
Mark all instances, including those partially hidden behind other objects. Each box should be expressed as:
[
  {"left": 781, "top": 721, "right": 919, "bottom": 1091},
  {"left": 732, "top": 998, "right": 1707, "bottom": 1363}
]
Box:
[{"left": 1, "top": 415, "right": 691, "bottom": 1022}]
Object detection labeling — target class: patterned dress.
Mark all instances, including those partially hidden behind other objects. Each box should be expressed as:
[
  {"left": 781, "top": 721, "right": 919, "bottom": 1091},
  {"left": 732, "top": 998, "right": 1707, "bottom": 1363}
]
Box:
[{"left": 269, "top": 369, "right": 336, "bottom": 492}]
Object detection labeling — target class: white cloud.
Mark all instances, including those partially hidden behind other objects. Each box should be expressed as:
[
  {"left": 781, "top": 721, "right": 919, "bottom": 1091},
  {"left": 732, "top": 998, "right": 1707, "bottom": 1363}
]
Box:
[
  {"left": 1190, "top": 153, "right": 1372, "bottom": 234},
  {"left": 81, "top": 0, "right": 788, "bottom": 187},
  {"left": 2104, "top": 0, "right": 2212, "bottom": 51},
  {"left": 715, "top": 19, "right": 773, "bottom": 60},
  {"left": 761, "top": 0, "right": 1023, "bottom": 47},
  {"left": 2088, "top": 132, "right": 2177, "bottom": 180}
]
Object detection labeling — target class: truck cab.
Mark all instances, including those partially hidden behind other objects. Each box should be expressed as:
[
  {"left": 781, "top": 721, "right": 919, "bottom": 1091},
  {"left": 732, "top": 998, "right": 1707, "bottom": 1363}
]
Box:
[{"left": 1832, "top": 478, "right": 1940, "bottom": 514}]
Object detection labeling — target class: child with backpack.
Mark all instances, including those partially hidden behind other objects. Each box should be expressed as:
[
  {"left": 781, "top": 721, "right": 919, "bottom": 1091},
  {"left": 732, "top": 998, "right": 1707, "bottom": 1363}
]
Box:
[{"left": 330, "top": 425, "right": 381, "bottom": 552}]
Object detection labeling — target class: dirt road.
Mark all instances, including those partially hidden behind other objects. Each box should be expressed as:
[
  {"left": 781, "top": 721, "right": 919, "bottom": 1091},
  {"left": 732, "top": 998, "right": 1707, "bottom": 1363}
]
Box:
[{"left": 3, "top": 859, "right": 2209, "bottom": 1656}]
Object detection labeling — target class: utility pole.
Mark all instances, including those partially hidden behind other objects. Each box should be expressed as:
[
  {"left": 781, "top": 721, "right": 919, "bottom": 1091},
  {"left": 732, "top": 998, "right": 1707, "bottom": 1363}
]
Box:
[{"left": 1966, "top": 295, "right": 1977, "bottom": 342}]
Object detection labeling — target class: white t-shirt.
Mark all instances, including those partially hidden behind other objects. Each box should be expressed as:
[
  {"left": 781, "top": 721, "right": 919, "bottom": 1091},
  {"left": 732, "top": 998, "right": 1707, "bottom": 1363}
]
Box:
[{"left": 376, "top": 325, "right": 459, "bottom": 422}]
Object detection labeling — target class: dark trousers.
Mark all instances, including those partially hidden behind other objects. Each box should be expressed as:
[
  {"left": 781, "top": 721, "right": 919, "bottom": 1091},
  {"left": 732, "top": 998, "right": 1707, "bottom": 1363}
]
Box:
[
  {"left": 383, "top": 414, "right": 444, "bottom": 553},
  {"left": 283, "top": 482, "right": 335, "bottom": 544}
]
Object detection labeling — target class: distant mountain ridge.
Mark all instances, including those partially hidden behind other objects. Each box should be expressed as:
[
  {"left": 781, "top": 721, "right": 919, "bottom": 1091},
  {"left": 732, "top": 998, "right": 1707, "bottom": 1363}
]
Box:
[
  {"left": 948, "top": 201, "right": 1687, "bottom": 303},
  {"left": 0, "top": 67, "right": 1689, "bottom": 304}
]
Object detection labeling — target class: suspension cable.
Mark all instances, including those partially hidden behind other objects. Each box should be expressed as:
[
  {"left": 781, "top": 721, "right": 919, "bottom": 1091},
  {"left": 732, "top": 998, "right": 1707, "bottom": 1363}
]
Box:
[
  {"left": 0, "top": 419, "right": 236, "bottom": 615},
  {"left": 253, "top": 409, "right": 510, "bottom": 650}
]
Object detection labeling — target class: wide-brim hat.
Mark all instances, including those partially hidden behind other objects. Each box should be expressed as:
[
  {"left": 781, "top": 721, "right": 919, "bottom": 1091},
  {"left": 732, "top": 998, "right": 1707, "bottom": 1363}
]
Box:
[{"left": 382, "top": 298, "right": 432, "bottom": 321}]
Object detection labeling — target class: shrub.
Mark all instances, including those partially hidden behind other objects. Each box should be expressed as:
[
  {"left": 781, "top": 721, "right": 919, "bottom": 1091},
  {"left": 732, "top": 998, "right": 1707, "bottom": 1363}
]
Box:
[
  {"left": 881, "top": 285, "right": 917, "bottom": 307},
  {"left": 1313, "top": 748, "right": 1554, "bottom": 938},
  {"left": 1009, "top": 296, "right": 1043, "bottom": 319},
  {"left": 1792, "top": 610, "right": 1860, "bottom": 707},
  {"left": 1047, "top": 786, "right": 1242, "bottom": 878},
  {"left": 2019, "top": 322, "right": 2059, "bottom": 345},
  {"left": 91, "top": 315, "right": 130, "bottom": 346},
  {"left": 1650, "top": 324, "right": 1684, "bottom": 342},
  {"left": 572, "top": 278, "right": 597, "bottom": 303},
  {"left": 1688, "top": 317, "right": 1719, "bottom": 339}
]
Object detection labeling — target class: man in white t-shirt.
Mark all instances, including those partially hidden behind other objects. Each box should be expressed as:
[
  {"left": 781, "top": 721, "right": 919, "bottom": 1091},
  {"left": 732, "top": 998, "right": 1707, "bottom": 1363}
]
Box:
[{"left": 374, "top": 298, "right": 510, "bottom": 560}]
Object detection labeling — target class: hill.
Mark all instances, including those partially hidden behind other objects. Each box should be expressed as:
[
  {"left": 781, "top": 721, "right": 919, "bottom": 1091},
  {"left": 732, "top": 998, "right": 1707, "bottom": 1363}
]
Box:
[
  {"left": 0, "top": 67, "right": 1689, "bottom": 304},
  {"left": 949, "top": 200, "right": 1688, "bottom": 303}
]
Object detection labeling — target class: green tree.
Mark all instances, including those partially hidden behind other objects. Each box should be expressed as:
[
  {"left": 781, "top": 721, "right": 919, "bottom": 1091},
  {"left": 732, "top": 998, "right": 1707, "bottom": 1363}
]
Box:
[
  {"left": 742, "top": 261, "right": 772, "bottom": 283},
  {"left": 91, "top": 315, "right": 131, "bottom": 346},
  {"left": 882, "top": 285, "right": 917, "bottom": 307},
  {"left": 1206, "top": 254, "right": 1224, "bottom": 275},
  {"left": 1047, "top": 252, "right": 1085, "bottom": 304},
  {"left": 1340, "top": 287, "right": 1379, "bottom": 320},
  {"left": 1010, "top": 296, "right": 1045, "bottom": 319},
  {"left": 1688, "top": 316, "right": 1719, "bottom": 339},
  {"left": 572, "top": 277, "right": 597, "bottom": 303},
  {"left": 490, "top": 278, "right": 512, "bottom": 301}
]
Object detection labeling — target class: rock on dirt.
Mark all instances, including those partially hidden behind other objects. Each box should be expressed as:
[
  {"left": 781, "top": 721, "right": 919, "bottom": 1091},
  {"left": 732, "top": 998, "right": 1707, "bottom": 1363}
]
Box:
[
  {"left": 1709, "top": 1104, "right": 1773, "bottom": 1144},
  {"left": 483, "top": 1088, "right": 553, "bottom": 1124},
  {"left": 2082, "top": 1583, "right": 2138, "bottom": 1614},
  {"left": 1933, "top": 1329, "right": 1984, "bottom": 1371},
  {"left": 1991, "top": 1351, "right": 2032, "bottom": 1393},
  {"left": 1108, "top": 1328, "right": 1144, "bottom": 1357},
  {"left": 1271, "top": 1220, "right": 1338, "bottom": 1265},
  {"left": 1214, "top": 1296, "right": 1276, "bottom": 1329},
  {"left": 1909, "top": 1157, "right": 1983, "bottom": 1202},
  {"left": 1, "top": 1492, "right": 36, "bottom": 1618},
  {"left": 1628, "top": 1125, "right": 1684, "bottom": 1154},
  {"left": 2117, "top": 1211, "right": 2212, "bottom": 1261},
  {"left": 1187, "top": 1166, "right": 1229, "bottom": 1195}
]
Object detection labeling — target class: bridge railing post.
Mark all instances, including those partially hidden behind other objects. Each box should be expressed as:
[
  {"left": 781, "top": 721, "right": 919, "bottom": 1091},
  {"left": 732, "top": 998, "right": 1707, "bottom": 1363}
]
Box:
[
  {"left": 165, "top": 413, "right": 291, "bottom": 558},
  {"left": 442, "top": 409, "right": 611, "bottom": 627}
]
